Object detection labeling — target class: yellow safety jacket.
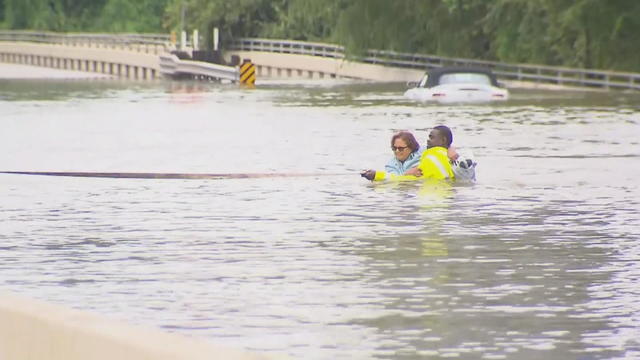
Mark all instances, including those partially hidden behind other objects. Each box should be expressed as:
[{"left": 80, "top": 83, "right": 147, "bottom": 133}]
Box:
[
  {"left": 416, "top": 146, "right": 454, "bottom": 180},
  {"left": 373, "top": 146, "right": 454, "bottom": 181}
]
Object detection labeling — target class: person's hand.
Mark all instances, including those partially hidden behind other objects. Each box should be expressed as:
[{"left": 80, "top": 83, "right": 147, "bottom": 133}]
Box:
[
  {"left": 360, "top": 170, "right": 376, "bottom": 181},
  {"left": 404, "top": 167, "right": 422, "bottom": 177},
  {"left": 447, "top": 146, "right": 459, "bottom": 162}
]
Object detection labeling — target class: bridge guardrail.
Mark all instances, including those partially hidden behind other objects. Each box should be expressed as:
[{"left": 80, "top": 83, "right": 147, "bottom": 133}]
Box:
[
  {"left": 231, "top": 38, "right": 344, "bottom": 59},
  {"left": 0, "top": 31, "right": 240, "bottom": 81},
  {"left": 0, "top": 31, "right": 171, "bottom": 54},
  {"left": 3, "top": 31, "right": 639, "bottom": 90},
  {"left": 230, "top": 38, "right": 640, "bottom": 91},
  {"left": 159, "top": 54, "right": 237, "bottom": 81}
]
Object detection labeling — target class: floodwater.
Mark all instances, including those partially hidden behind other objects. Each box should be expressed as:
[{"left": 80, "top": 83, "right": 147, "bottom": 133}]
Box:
[{"left": 1, "top": 76, "right": 640, "bottom": 360}]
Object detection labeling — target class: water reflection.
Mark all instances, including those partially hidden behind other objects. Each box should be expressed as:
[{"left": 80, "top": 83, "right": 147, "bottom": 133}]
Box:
[{"left": 348, "top": 185, "right": 621, "bottom": 359}]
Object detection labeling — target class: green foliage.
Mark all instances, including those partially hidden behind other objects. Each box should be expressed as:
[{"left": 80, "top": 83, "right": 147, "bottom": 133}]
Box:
[
  {"left": 608, "top": 5, "right": 640, "bottom": 72},
  {"left": 261, "top": 0, "right": 345, "bottom": 41},
  {"left": 3, "top": 0, "right": 640, "bottom": 71},
  {"left": 164, "top": 0, "right": 279, "bottom": 49},
  {"left": 0, "top": 0, "right": 4, "bottom": 27},
  {"left": 485, "top": 0, "right": 556, "bottom": 64},
  {"left": 93, "top": 0, "right": 169, "bottom": 32},
  {"left": 4, "top": 0, "right": 52, "bottom": 29},
  {"left": 2, "top": 0, "right": 166, "bottom": 32},
  {"left": 57, "top": 0, "right": 108, "bottom": 30}
]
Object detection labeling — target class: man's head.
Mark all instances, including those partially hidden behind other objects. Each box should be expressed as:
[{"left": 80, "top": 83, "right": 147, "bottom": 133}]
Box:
[{"left": 427, "top": 125, "right": 453, "bottom": 149}]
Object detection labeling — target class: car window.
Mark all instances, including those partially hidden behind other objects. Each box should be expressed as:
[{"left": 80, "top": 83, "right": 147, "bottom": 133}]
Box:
[
  {"left": 439, "top": 73, "right": 492, "bottom": 86},
  {"left": 419, "top": 75, "right": 428, "bottom": 88}
]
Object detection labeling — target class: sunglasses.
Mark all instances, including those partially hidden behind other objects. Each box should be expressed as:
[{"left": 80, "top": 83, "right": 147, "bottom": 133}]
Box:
[{"left": 391, "top": 146, "right": 409, "bottom": 152}]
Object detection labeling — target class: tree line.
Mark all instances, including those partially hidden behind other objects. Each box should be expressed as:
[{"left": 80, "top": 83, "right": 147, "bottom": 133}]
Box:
[{"left": 2, "top": 0, "right": 639, "bottom": 72}]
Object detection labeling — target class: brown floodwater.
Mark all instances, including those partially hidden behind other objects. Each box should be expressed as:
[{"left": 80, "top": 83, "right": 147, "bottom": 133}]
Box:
[{"left": 1, "top": 78, "right": 639, "bottom": 359}]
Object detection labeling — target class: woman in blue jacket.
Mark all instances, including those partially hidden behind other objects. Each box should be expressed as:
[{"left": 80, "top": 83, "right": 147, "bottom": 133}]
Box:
[{"left": 360, "top": 131, "right": 422, "bottom": 180}]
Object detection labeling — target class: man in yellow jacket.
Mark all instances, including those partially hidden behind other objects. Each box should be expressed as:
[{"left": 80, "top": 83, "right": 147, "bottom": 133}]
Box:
[
  {"left": 406, "top": 125, "right": 455, "bottom": 180},
  {"left": 363, "top": 125, "right": 455, "bottom": 181}
]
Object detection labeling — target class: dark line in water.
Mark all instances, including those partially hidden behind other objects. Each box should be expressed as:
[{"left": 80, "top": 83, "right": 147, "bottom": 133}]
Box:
[{"left": 0, "top": 171, "right": 350, "bottom": 180}]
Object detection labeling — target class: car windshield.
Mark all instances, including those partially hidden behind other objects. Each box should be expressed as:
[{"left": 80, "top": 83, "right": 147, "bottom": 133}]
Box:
[
  {"left": 439, "top": 73, "right": 492, "bottom": 86},
  {"left": 418, "top": 75, "right": 429, "bottom": 88}
]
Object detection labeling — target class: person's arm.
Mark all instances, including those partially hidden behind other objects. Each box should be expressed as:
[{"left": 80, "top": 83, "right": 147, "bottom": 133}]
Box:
[
  {"left": 448, "top": 146, "right": 459, "bottom": 162},
  {"left": 361, "top": 169, "right": 415, "bottom": 181},
  {"left": 377, "top": 154, "right": 424, "bottom": 181},
  {"left": 361, "top": 157, "right": 404, "bottom": 181},
  {"left": 362, "top": 153, "right": 425, "bottom": 182},
  {"left": 404, "top": 167, "right": 422, "bottom": 176},
  {"left": 373, "top": 171, "right": 419, "bottom": 182},
  {"left": 406, "top": 147, "right": 457, "bottom": 178},
  {"left": 360, "top": 169, "right": 376, "bottom": 181},
  {"left": 361, "top": 167, "right": 420, "bottom": 182},
  {"left": 415, "top": 147, "right": 455, "bottom": 180},
  {"left": 401, "top": 148, "right": 427, "bottom": 176}
]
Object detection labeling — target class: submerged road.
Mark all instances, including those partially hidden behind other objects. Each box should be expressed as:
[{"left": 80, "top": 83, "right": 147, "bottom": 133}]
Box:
[{"left": 1, "top": 78, "right": 640, "bottom": 360}]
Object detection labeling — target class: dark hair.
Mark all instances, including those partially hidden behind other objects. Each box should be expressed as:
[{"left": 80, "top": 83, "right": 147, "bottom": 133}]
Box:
[
  {"left": 433, "top": 125, "right": 453, "bottom": 148},
  {"left": 391, "top": 131, "right": 420, "bottom": 152}
]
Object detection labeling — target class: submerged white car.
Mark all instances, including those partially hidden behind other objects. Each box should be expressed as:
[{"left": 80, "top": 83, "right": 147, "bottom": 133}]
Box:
[{"left": 404, "top": 66, "right": 509, "bottom": 103}]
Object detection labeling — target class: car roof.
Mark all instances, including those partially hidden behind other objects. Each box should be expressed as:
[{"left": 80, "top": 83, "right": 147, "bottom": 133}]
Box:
[{"left": 425, "top": 66, "right": 501, "bottom": 88}]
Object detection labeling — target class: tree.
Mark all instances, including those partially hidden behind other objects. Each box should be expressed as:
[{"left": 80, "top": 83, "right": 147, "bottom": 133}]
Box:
[
  {"left": 164, "top": 0, "right": 279, "bottom": 50},
  {"left": 0, "top": 0, "right": 5, "bottom": 27},
  {"left": 4, "top": 0, "right": 52, "bottom": 29},
  {"left": 93, "top": 0, "right": 169, "bottom": 33},
  {"left": 606, "top": 2, "right": 640, "bottom": 71},
  {"left": 484, "top": 0, "right": 558, "bottom": 65},
  {"left": 3, "top": 0, "right": 640, "bottom": 71},
  {"left": 261, "top": 0, "right": 345, "bottom": 41}
]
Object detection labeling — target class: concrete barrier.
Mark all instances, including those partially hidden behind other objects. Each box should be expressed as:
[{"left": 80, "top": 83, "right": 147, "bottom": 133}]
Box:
[
  {"left": 0, "top": 291, "right": 280, "bottom": 360},
  {"left": 159, "top": 53, "right": 239, "bottom": 81},
  {"left": 227, "top": 51, "right": 424, "bottom": 82},
  {"left": 0, "top": 42, "right": 161, "bottom": 79}
]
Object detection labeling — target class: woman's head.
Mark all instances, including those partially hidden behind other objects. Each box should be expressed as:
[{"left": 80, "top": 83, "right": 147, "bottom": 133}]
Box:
[{"left": 390, "top": 131, "right": 420, "bottom": 162}]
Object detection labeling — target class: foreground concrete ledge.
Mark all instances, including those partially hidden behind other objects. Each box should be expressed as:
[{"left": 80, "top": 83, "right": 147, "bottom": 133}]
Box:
[{"left": 0, "top": 291, "right": 282, "bottom": 360}]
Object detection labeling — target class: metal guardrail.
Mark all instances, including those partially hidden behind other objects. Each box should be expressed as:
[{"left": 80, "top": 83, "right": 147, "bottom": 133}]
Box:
[
  {"left": 230, "top": 38, "right": 640, "bottom": 91},
  {"left": 231, "top": 38, "right": 345, "bottom": 59},
  {"left": 0, "top": 31, "right": 171, "bottom": 54},
  {"left": 0, "top": 31, "right": 240, "bottom": 81},
  {"left": 159, "top": 54, "right": 237, "bottom": 81},
  {"left": 3, "top": 31, "right": 639, "bottom": 90}
]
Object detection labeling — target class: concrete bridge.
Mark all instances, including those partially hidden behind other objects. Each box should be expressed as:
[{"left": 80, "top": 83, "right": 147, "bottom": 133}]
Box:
[
  {"left": 226, "top": 49, "right": 422, "bottom": 82},
  {"left": 0, "top": 41, "right": 162, "bottom": 79},
  {"left": 225, "top": 41, "right": 422, "bottom": 82},
  {"left": 0, "top": 31, "right": 422, "bottom": 83},
  {"left": 0, "top": 33, "right": 168, "bottom": 80},
  {"left": 2, "top": 31, "right": 640, "bottom": 87}
]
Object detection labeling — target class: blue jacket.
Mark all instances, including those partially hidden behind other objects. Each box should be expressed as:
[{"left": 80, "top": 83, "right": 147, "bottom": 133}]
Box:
[{"left": 384, "top": 147, "right": 424, "bottom": 175}]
